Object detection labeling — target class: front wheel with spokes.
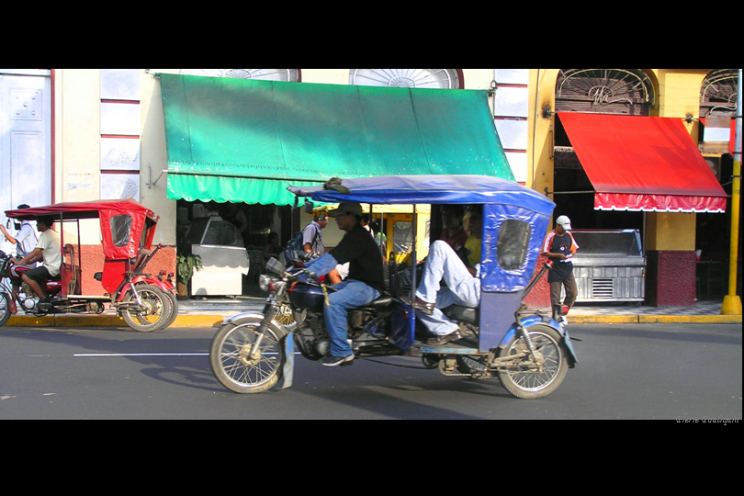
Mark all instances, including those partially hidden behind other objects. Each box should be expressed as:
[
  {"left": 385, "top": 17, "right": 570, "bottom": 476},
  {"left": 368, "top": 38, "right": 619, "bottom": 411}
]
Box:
[
  {"left": 496, "top": 324, "right": 568, "bottom": 399},
  {"left": 210, "top": 316, "right": 285, "bottom": 394}
]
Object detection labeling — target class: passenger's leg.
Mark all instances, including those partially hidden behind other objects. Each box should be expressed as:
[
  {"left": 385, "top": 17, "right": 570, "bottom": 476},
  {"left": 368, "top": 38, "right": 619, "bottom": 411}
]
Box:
[{"left": 416, "top": 240, "right": 478, "bottom": 306}]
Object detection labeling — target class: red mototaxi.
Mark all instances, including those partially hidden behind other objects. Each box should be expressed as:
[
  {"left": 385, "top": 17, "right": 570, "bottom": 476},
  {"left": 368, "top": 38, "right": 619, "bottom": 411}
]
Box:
[{"left": 4, "top": 199, "right": 176, "bottom": 330}]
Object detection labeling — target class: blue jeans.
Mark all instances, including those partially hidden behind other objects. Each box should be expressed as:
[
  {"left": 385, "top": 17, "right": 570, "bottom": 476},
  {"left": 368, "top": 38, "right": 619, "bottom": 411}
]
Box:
[{"left": 325, "top": 280, "right": 380, "bottom": 358}]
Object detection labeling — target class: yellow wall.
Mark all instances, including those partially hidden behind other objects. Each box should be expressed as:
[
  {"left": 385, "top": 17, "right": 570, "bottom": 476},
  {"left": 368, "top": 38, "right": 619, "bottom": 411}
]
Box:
[{"left": 646, "top": 212, "right": 697, "bottom": 251}]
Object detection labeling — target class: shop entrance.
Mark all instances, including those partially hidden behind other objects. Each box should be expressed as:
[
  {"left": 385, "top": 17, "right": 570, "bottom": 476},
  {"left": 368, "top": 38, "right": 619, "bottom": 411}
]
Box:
[{"left": 175, "top": 200, "right": 293, "bottom": 298}]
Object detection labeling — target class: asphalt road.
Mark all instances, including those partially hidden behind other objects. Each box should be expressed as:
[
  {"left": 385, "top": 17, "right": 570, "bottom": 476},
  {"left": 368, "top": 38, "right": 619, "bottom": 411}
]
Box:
[{"left": 0, "top": 323, "right": 741, "bottom": 420}]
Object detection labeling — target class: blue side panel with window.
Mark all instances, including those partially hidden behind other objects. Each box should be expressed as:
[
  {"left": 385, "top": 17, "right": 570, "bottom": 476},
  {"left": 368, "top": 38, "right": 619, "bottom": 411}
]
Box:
[
  {"left": 480, "top": 204, "right": 551, "bottom": 293},
  {"left": 478, "top": 204, "right": 551, "bottom": 352}
]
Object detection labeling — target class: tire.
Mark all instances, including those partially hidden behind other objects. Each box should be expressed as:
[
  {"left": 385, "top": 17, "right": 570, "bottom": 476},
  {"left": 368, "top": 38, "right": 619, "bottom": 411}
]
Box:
[
  {"left": 456, "top": 355, "right": 489, "bottom": 377},
  {"left": 121, "top": 284, "right": 172, "bottom": 332},
  {"left": 210, "top": 316, "right": 285, "bottom": 394},
  {"left": 496, "top": 324, "right": 569, "bottom": 399},
  {"left": 156, "top": 291, "right": 178, "bottom": 330},
  {"left": 0, "top": 293, "right": 12, "bottom": 327}
]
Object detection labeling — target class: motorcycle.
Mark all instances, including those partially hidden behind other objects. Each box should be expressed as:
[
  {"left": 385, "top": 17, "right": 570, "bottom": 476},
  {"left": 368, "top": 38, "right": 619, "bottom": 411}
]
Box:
[
  {"left": 210, "top": 175, "right": 578, "bottom": 399},
  {"left": 0, "top": 199, "right": 177, "bottom": 332}
]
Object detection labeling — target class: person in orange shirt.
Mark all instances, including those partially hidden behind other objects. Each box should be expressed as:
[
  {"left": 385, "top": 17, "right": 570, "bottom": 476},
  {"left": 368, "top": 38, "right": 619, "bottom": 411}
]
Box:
[{"left": 542, "top": 215, "right": 579, "bottom": 324}]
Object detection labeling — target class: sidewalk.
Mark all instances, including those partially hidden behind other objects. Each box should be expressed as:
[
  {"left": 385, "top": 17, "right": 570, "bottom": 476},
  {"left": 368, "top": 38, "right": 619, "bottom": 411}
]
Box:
[{"left": 4, "top": 296, "right": 741, "bottom": 328}]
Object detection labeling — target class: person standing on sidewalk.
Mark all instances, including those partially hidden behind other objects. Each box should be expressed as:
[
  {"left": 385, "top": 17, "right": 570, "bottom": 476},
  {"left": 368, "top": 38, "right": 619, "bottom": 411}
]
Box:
[{"left": 542, "top": 215, "right": 579, "bottom": 324}]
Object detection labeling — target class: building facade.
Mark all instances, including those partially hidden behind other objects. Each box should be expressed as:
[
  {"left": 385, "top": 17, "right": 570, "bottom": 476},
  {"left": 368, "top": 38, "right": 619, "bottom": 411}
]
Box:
[{"left": 0, "top": 68, "right": 738, "bottom": 306}]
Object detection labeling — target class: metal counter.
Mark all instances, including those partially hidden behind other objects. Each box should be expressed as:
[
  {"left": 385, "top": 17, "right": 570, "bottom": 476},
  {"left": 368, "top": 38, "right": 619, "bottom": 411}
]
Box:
[{"left": 570, "top": 229, "right": 645, "bottom": 302}]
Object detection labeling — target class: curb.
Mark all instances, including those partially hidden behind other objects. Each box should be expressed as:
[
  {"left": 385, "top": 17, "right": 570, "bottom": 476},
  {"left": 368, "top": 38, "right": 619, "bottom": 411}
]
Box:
[
  {"left": 4, "top": 313, "right": 742, "bottom": 328},
  {"left": 6, "top": 314, "right": 229, "bottom": 328},
  {"left": 570, "top": 315, "right": 742, "bottom": 324}
]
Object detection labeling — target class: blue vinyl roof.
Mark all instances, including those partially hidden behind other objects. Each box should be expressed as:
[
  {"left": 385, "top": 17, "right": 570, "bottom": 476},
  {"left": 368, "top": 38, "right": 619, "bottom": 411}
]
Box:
[{"left": 288, "top": 175, "right": 555, "bottom": 215}]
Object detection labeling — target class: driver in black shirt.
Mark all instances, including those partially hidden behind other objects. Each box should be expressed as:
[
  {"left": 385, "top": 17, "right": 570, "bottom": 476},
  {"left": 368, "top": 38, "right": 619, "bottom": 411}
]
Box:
[{"left": 302, "top": 202, "right": 384, "bottom": 366}]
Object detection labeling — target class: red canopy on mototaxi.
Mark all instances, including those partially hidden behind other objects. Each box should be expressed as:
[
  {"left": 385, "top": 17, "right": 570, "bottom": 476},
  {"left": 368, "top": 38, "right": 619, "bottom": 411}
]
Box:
[{"left": 5, "top": 199, "right": 160, "bottom": 295}]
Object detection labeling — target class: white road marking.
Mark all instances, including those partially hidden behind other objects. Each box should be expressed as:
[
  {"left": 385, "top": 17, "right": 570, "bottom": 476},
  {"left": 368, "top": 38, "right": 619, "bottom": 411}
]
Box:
[{"left": 74, "top": 353, "right": 208, "bottom": 357}]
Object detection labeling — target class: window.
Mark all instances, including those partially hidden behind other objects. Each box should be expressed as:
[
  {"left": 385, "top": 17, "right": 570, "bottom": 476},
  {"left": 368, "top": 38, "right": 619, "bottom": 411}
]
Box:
[
  {"left": 392, "top": 221, "right": 413, "bottom": 255},
  {"left": 349, "top": 69, "right": 461, "bottom": 89},
  {"left": 555, "top": 69, "right": 654, "bottom": 115},
  {"left": 110, "top": 214, "right": 132, "bottom": 247},
  {"left": 179, "top": 69, "right": 299, "bottom": 82},
  {"left": 203, "top": 219, "right": 243, "bottom": 247},
  {"left": 496, "top": 220, "right": 530, "bottom": 270},
  {"left": 700, "top": 69, "right": 738, "bottom": 118}
]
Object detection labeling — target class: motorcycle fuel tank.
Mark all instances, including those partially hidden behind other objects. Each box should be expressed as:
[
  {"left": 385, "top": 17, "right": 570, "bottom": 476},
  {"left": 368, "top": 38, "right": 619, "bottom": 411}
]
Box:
[{"left": 286, "top": 283, "right": 327, "bottom": 310}]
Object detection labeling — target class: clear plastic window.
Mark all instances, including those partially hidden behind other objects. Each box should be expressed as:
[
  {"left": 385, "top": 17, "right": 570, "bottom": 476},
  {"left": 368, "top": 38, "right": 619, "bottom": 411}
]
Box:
[
  {"left": 497, "top": 220, "right": 530, "bottom": 270},
  {"left": 110, "top": 214, "right": 132, "bottom": 247}
]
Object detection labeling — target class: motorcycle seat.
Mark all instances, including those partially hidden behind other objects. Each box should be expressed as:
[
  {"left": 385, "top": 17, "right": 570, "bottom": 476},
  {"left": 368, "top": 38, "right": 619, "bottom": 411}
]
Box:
[
  {"left": 443, "top": 304, "right": 479, "bottom": 325},
  {"left": 365, "top": 295, "right": 393, "bottom": 309}
]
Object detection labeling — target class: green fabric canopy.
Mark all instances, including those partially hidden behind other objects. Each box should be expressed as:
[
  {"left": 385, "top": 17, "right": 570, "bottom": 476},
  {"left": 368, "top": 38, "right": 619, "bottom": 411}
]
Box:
[{"left": 160, "top": 73, "right": 514, "bottom": 205}]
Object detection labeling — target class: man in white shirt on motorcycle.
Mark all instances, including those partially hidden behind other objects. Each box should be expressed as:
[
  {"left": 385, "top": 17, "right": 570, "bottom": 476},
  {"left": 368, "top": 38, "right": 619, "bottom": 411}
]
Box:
[{"left": 11, "top": 215, "right": 61, "bottom": 302}]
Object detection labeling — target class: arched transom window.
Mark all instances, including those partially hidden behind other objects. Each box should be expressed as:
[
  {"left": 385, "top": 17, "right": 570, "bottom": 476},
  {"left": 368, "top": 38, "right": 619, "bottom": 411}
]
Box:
[
  {"left": 179, "top": 69, "right": 299, "bottom": 81},
  {"left": 700, "top": 69, "right": 739, "bottom": 118},
  {"left": 555, "top": 69, "right": 655, "bottom": 115},
  {"left": 349, "top": 69, "right": 461, "bottom": 89}
]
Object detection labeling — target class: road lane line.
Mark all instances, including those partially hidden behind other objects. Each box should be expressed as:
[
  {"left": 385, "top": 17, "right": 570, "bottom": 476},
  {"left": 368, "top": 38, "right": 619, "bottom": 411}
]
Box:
[{"left": 74, "top": 353, "right": 209, "bottom": 357}]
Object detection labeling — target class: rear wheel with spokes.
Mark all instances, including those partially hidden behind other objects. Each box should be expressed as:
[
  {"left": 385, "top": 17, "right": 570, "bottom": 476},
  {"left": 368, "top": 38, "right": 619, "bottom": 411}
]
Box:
[{"left": 496, "top": 324, "right": 568, "bottom": 399}]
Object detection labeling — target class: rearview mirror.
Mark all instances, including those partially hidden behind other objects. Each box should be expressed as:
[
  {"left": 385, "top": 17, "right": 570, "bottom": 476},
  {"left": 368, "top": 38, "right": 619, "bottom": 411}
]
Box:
[{"left": 303, "top": 201, "right": 315, "bottom": 214}]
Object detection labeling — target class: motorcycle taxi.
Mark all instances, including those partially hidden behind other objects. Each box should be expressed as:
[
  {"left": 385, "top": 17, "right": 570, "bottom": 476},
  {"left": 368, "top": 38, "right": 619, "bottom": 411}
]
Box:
[
  {"left": 210, "top": 175, "right": 578, "bottom": 399},
  {"left": 0, "top": 199, "right": 177, "bottom": 332}
]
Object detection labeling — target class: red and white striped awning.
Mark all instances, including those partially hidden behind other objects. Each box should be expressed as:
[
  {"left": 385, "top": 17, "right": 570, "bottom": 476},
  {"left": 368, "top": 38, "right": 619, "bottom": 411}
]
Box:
[{"left": 559, "top": 113, "right": 728, "bottom": 213}]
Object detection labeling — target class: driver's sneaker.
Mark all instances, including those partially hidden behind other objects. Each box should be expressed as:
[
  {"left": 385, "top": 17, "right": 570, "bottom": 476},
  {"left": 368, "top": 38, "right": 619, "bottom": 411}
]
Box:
[
  {"left": 8, "top": 299, "right": 18, "bottom": 314},
  {"left": 320, "top": 353, "right": 354, "bottom": 367}
]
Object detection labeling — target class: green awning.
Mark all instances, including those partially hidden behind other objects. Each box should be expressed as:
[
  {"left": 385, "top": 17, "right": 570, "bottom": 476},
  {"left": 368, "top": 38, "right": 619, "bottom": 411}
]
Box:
[{"left": 160, "top": 73, "right": 514, "bottom": 205}]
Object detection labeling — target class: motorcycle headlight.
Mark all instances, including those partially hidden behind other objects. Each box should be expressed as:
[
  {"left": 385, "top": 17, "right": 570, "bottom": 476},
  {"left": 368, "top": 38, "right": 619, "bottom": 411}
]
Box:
[{"left": 259, "top": 275, "right": 273, "bottom": 292}]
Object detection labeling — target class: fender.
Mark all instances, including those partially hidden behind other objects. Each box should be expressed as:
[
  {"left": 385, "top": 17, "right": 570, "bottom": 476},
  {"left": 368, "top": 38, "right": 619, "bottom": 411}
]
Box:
[
  {"left": 226, "top": 311, "right": 292, "bottom": 339},
  {"left": 114, "top": 279, "right": 171, "bottom": 303},
  {"left": 132, "top": 275, "right": 174, "bottom": 293},
  {"left": 498, "top": 315, "right": 578, "bottom": 368},
  {"left": 115, "top": 282, "right": 134, "bottom": 302}
]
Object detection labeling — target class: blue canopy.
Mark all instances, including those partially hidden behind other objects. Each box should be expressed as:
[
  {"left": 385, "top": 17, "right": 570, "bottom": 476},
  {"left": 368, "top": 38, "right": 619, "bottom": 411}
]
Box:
[
  {"left": 290, "top": 174, "right": 555, "bottom": 295},
  {"left": 288, "top": 175, "right": 555, "bottom": 216}
]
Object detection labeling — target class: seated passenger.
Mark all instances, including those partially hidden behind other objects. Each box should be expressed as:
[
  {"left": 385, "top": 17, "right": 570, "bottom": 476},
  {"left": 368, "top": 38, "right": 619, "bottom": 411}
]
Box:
[
  {"left": 440, "top": 204, "right": 468, "bottom": 252},
  {"left": 404, "top": 238, "right": 480, "bottom": 345},
  {"left": 11, "top": 215, "right": 61, "bottom": 302},
  {"left": 463, "top": 209, "right": 482, "bottom": 276}
]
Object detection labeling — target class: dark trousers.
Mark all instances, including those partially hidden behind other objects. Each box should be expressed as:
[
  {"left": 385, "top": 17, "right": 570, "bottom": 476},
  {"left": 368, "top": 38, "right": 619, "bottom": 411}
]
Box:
[{"left": 549, "top": 272, "right": 577, "bottom": 314}]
